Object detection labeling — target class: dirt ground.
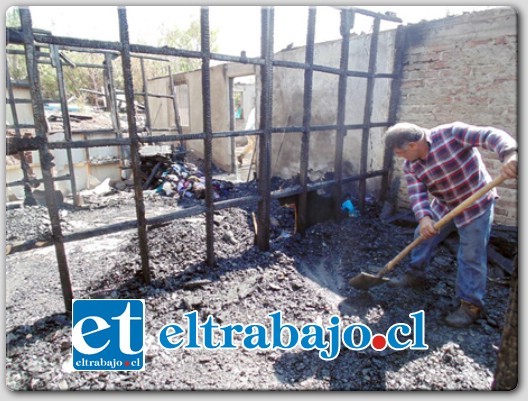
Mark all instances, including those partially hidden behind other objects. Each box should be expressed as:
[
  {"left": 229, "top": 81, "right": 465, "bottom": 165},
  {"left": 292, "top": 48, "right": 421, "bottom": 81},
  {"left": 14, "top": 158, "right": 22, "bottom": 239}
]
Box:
[{"left": 4, "top": 176, "right": 517, "bottom": 391}]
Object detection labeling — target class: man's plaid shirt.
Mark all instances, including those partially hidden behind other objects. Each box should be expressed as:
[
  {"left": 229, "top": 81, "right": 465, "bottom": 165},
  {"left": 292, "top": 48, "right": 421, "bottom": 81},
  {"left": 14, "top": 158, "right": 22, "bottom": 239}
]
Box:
[{"left": 403, "top": 122, "right": 517, "bottom": 228}]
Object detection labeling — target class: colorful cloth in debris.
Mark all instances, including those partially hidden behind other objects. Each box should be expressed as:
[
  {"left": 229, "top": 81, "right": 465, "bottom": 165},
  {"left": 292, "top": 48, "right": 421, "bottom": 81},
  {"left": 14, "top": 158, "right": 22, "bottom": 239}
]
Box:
[{"left": 154, "top": 161, "right": 233, "bottom": 200}]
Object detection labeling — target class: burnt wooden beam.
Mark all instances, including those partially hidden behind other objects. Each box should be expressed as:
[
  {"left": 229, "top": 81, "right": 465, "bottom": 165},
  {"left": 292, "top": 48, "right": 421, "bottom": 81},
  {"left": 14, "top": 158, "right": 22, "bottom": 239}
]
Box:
[
  {"left": 6, "top": 135, "right": 46, "bottom": 155},
  {"left": 487, "top": 245, "right": 513, "bottom": 275}
]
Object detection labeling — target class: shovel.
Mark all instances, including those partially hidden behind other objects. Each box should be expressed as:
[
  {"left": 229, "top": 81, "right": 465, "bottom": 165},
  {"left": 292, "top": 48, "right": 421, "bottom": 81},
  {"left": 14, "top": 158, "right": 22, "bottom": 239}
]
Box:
[{"left": 349, "top": 173, "right": 508, "bottom": 291}]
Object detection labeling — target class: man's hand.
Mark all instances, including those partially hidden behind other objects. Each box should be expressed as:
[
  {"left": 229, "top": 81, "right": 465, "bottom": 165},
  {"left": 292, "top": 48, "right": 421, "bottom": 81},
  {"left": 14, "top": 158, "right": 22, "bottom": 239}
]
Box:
[
  {"left": 419, "top": 216, "right": 438, "bottom": 239},
  {"left": 502, "top": 151, "right": 518, "bottom": 179}
]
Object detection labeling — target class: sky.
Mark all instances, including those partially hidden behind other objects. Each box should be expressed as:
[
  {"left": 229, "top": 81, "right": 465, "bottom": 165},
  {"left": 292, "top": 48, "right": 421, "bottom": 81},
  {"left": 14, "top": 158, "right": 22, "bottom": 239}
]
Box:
[{"left": 20, "top": 5, "right": 503, "bottom": 58}]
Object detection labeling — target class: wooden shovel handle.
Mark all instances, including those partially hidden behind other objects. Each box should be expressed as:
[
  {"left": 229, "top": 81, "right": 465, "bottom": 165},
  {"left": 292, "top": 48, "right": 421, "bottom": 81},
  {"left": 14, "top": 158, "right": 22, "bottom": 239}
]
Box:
[{"left": 377, "top": 173, "right": 507, "bottom": 277}]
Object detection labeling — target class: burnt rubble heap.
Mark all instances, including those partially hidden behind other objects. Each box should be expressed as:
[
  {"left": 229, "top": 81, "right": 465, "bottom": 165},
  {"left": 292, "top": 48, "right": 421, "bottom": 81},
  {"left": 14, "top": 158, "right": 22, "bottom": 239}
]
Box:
[
  {"left": 140, "top": 154, "right": 235, "bottom": 201},
  {"left": 4, "top": 186, "right": 517, "bottom": 390}
]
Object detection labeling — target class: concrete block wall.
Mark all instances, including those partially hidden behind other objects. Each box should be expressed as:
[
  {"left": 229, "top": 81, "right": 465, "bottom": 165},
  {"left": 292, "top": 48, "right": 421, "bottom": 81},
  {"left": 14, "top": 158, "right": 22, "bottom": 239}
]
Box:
[
  {"left": 393, "top": 7, "right": 518, "bottom": 226},
  {"left": 149, "top": 63, "right": 256, "bottom": 172},
  {"left": 270, "top": 29, "right": 397, "bottom": 198}
]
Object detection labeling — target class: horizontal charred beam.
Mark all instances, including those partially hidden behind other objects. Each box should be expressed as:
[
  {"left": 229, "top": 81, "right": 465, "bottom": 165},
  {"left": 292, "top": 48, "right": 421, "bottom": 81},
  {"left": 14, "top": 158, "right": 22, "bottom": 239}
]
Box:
[{"left": 6, "top": 136, "right": 47, "bottom": 155}]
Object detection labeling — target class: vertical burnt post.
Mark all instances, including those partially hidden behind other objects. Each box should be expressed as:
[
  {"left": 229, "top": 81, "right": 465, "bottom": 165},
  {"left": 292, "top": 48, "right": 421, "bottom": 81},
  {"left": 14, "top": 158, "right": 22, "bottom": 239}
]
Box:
[
  {"left": 380, "top": 25, "right": 407, "bottom": 203},
  {"left": 358, "top": 17, "right": 381, "bottom": 213},
  {"left": 103, "top": 51, "right": 130, "bottom": 179},
  {"left": 492, "top": 253, "right": 518, "bottom": 390},
  {"left": 19, "top": 7, "right": 73, "bottom": 313},
  {"left": 117, "top": 6, "right": 151, "bottom": 283},
  {"left": 333, "top": 9, "right": 354, "bottom": 220},
  {"left": 200, "top": 7, "right": 216, "bottom": 266},
  {"left": 50, "top": 44, "right": 79, "bottom": 205},
  {"left": 228, "top": 77, "right": 236, "bottom": 173},
  {"left": 168, "top": 66, "right": 185, "bottom": 149},
  {"left": 5, "top": 59, "right": 37, "bottom": 206},
  {"left": 140, "top": 58, "right": 152, "bottom": 136},
  {"left": 256, "top": 6, "right": 274, "bottom": 251},
  {"left": 297, "top": 7, "right": 317, "bottom": 235}
]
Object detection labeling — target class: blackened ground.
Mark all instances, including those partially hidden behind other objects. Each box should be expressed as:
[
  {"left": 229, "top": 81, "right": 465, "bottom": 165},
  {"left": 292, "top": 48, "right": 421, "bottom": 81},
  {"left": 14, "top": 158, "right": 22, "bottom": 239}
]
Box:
[{"left": 4, "top": 184, "right": 516, "bottom": 391}]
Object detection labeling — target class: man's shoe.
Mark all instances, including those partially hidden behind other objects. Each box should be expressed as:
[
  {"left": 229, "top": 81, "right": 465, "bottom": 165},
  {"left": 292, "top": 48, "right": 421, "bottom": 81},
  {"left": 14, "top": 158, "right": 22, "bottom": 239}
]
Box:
[
  {"left": 444, "top": 300, "right": 481, "bottom": 328},
  {"left": 387, "top": 272, "right": 426, "bottom": 288}
]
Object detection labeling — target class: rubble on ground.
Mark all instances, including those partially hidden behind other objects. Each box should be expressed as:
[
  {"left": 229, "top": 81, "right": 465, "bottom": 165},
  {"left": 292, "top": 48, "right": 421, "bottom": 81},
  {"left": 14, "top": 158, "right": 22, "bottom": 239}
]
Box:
[{"left": 4, "top": 185, "right": 517, "bottom": 390}]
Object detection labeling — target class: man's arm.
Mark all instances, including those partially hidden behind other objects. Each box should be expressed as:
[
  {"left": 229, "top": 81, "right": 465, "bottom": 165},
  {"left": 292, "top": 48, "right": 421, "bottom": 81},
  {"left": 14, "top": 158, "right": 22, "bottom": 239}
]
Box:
[
  {"left": 451, "top": 122, "right": 518, "bottom": 162},
  {"left": 405, "top": 172, "right": 439, "bottom": 238}
]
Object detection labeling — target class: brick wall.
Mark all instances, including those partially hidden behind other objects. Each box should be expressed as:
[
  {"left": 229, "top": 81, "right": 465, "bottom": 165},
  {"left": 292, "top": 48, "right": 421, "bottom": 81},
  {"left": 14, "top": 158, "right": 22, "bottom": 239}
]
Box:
[{"left": 393, "top": 7, "right": 518, "bottom": 226}]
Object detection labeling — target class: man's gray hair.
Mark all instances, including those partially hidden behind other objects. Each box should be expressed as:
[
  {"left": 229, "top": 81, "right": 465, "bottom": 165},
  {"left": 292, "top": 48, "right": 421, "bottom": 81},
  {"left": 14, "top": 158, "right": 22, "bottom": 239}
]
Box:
[{"left": 385, "top": 122, "right": 426, "bottom": 149}]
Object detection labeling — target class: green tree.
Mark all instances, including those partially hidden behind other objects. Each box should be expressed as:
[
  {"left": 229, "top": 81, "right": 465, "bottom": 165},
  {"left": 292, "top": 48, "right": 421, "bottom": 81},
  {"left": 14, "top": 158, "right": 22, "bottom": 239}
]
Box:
[
  {"left": 7, "top": 11, "right": 220, "bottom": 106},
  {"left": 105, "top": 17, "right": 220, "bottom": 108},
  {"left": 157, "top": 18, "right": 219, "bottom": 73},
  {"left": 6, "top": 6, "right": 26, "bottom": 82},
  {"left": 6, "top": 5, "right": 20, "bottom": 26},
  {"left": 61, "top": 52, "right": 106, "bottom": 104},
  {"left": 122, "top": 17, "right": 220, "bottom": 108}
]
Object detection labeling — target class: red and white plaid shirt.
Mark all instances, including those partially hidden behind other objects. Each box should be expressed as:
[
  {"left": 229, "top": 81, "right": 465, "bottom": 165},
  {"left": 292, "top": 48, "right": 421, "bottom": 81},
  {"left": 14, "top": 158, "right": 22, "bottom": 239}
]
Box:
[{"left": 403, "top": 122, "right": 517, "bottom": 228}]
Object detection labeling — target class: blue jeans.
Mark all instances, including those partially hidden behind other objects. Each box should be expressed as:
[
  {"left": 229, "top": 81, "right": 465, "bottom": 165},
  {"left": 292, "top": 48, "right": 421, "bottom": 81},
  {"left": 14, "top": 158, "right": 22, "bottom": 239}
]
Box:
[{"left": 407, "top": 201, "right": 495, "bottom": 307}]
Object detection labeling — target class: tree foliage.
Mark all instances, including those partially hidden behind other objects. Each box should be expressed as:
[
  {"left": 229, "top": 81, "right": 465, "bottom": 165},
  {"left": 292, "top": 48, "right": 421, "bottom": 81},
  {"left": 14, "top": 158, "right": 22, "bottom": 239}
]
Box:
[
  {"left": 6, "top": 6, "right": 20, "bottom": 26},
  {"left": 6, "top": 8, "right": 219, "bottom": 107},
  {"left": 157, "top": 19, "right": 219, "bottom": 73},
  {"left": 6, "top": 7, "right": 26, "bottom": 82}
]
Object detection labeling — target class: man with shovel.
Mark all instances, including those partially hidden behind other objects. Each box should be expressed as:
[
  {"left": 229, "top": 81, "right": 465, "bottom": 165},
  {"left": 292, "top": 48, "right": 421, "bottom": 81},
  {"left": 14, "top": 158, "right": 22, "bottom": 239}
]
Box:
[{"left": 384, "top": 122, "right": 517, "bottom": 328}]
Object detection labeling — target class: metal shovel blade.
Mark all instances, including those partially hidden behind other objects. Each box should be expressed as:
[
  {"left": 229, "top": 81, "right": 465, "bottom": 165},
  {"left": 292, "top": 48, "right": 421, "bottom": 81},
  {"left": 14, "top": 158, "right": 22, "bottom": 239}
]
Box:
[{"left": 348, "top": 272, "right": 390, "bottom": 291}]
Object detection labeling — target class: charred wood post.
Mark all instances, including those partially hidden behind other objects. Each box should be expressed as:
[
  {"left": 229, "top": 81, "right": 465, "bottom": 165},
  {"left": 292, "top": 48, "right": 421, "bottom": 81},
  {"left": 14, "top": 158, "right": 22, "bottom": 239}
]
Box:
[
  {"left": 256, "top": 6, "right": 274, "bottom": 251},
  {"left": 118, "top": 7, "right": 151, "bottom": 283},
  {"left": 19, "top": 7, "right": 74, "bottom": 313},
  {"left": 358, "top": 17, "right": 380, "bottom": 213},
  {"left": 103, "top": 52, "right": 131, "bottom": 181},
  {"left": 168, "top": 65, "right": 185, "bottom": 150},
  {"left": 5, "top": 62, "right": 38, "bottom": 206},
  {"left": 492, "top": 253, "right": 518, "bottom": 390},
  {"left": 140, "top": 57, "right": 152, "bottom": 136},
  {"left": 296, "top": 7, "right": 317, "bottom": 236},
  {"left": 380, "top": 25, "right": 408, "bottom": 204},
  {"left": 228, "top": 77, "right": 236, "bottom": 173},
  {"left": 332, "top": 9, "right": 353, "bottom": 221},
  {"left": 50, "top": 44, "right": 79, "bottom": 205},
  {"left": 200, "top": 7, "right": 216, "bottom": 266}
]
